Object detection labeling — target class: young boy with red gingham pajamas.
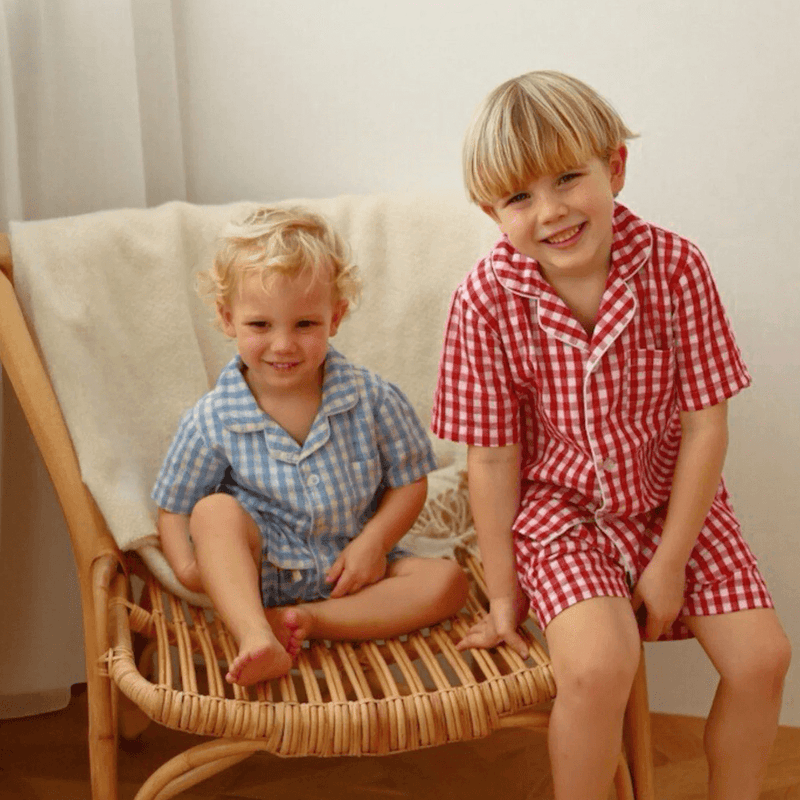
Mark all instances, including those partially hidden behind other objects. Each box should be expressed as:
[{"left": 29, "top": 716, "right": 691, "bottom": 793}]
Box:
[{"left": 432, "top": 71, "right": 790, "bottom": 800}]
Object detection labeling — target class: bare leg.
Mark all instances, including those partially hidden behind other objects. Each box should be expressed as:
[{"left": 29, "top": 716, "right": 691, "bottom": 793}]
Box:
[
  {"left": 544, "top": 597, "right": 642, "bottom": 800},
  {"left": 286, "top": 557, "right": 469, "bottom": 641},
  {"left": 684, "top": 608, "right": 791, "bottom": 800},
  {"left": 190, "top": 494, "right": 293, "bottom": 685}
]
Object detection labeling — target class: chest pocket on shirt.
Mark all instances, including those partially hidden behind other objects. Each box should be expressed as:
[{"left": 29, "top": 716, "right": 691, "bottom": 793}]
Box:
[{"left": 625, "top": 349, "right": 675, "bottom": 430}]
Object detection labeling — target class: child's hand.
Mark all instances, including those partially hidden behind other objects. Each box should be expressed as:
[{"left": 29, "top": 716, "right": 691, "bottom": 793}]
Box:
[
  {"left": 631, "top": 555, "right": 686, "bottom": 641},
  {"left": 325, "top": 535, "right": 388, "bottom": 599},
  {"left": 456, "top": 596, "right": 529, "bottom": 658}
]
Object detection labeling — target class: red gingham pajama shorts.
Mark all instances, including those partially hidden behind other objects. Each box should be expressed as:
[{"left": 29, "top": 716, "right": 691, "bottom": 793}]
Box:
[{"left": 514, "top": 514, "right": 773, "bottom": 641}]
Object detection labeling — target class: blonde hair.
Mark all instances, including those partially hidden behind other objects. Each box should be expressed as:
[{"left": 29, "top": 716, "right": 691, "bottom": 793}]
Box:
[
  {"left": 200, "top": 206, "right": 361, "bottom": 327},
  {"left": 463, "top": 70, "right": 636, "bottom": 206}
]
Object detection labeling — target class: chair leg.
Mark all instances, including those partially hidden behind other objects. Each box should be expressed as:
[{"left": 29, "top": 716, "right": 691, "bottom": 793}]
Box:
[
  {"left": 87, "top": 667, "right": 119, "bottom": 800},
  {"left": 623, "top": 645, "right": 655, "bottom": 800}
]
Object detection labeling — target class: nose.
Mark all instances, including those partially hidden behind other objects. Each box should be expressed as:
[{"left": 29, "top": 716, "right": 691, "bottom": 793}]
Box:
[
  {"left": 270, "top": 327, "right": 295, "bottom": 352},
  {"left": 535, "top": 188, "right": 567, "bottom": 223}
]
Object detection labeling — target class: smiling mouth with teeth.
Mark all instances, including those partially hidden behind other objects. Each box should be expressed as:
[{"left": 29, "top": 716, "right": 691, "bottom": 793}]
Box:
[{"left": 544, "top": 223, "right": 583, "bottom": 244}]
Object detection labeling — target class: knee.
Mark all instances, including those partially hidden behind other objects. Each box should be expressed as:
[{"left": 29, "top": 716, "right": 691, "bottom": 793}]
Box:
[
  {"left": 189, "top": 493, "right": 252, "bottom": 543},
  {"left": 770, "top": 634, "right": 793, "bottom": 684},
  {"left": 556, "top": 647, "right": 641, "bottom": 708},
  {"left": 190, "top": 493, "right": 227, "bottom": 536},
  {"left": 723, "top": 631, "right": 792, "bottom": 695},
  {"left": 433, "top": 559, "right": 470, "bottom": 613},
  {"left": 192, "top": 491, "right": 239, "bottom": 518}
]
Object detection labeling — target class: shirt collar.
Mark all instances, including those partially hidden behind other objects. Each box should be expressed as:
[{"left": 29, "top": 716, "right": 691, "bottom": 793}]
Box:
[
  {"left": 318, "top": 346, "right": 360, "bottom": 417},
  {"left": 489, "top": 202, "right": 653, "bottom": 297},
  {"left": 216, "top": 346, "right": 359, "bottom": 434}
]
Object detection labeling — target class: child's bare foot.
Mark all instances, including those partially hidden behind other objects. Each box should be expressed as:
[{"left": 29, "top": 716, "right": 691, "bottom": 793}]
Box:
[
  {"left": 266, "top": 606, "right": 314, "bottom": 658},
  {"left": 226, "top": 634, "right": 292, "bottom": 686}
]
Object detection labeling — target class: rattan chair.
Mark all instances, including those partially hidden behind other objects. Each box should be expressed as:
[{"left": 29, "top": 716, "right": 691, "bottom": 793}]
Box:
[{"left": 0, "top": 232, "right": 654, "bottom": 800}]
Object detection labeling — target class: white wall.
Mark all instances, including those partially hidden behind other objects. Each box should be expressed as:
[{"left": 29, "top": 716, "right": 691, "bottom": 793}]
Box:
[{"left": 170, "top": 0, "right": 800, "bottom": 724}]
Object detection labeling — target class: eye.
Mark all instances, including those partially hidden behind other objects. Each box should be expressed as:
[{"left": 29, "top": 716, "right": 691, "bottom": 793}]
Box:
[
  {"left": 556, "top": 171, "right": 581, "bottom": 186},
  {"left": 505, "top": 192, "right": 529, "bottom": 206},
  {"left": 297, "top": 319, "right": 320, "bottom": 329},
  {"left": 247, "top": 320, "right": 269, "bottom": 329}
]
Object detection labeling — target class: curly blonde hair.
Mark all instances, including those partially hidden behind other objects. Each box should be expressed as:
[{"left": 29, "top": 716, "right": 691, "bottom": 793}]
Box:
[
  {"left": 200, "top": 205, "right": 361, "bottom": 328},
  {"left": 463, "top": 70, "right": 637, "bottom": 206}
]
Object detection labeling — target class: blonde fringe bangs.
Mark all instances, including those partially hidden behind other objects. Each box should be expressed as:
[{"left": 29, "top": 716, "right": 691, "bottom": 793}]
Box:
[
  {"left": 199, "top": 206, "right": 362, "bottom": 327},
  {"left": 463, "top": 71, "right": 636, "bottom": 206}
]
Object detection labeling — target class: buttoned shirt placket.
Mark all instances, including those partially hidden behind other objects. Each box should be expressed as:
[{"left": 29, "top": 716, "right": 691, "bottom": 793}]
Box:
[
  {"left": 507, "top": 258, "right": 646, "bottom": 580},
  {"left": 583, "top": 273, "right": 643, "bottom": 580},
  {"left": 252, "top": 370, "right": 360, "bottom": 584}
]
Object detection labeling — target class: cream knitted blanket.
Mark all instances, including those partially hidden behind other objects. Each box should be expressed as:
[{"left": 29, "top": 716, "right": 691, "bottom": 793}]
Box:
[{"left": 10, "top": 195, "right": 497, "bottom": 604}]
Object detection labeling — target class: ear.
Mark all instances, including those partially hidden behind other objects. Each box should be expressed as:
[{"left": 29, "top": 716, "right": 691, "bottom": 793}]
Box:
[
  {"left": 329, "top": 299, "right": 349, "bottom": 337},
  {"left": 608, "top": 144, "right": 628, "bottom": 196},
  {"left": 217, "top": 300, "right": 236, "bottom": 337}
]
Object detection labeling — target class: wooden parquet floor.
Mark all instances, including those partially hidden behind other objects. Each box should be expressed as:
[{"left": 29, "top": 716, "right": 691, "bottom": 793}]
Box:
[{"left": 0, "top": 684, "right": 798, "bottom": 799}]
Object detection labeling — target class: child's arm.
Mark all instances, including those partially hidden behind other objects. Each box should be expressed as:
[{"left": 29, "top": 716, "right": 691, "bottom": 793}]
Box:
[
  {"left": 632, "top": 400, "right": 729, "bottom": 640},
  {"left": 456, "top": 444, "right": 529, "bottom": 657},
  {"left": 157, "top": 508, "right": 204, "bottom": 593},
  {"left": 326, "top": 477, "right": 428, "bottom": 598}
]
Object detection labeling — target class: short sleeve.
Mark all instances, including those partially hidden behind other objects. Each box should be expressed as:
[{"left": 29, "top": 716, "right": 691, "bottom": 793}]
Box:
[
  {"left": 672, "top": 246, "right": 751, "bottom": 411},
  {"left": 431, "top": 287, "right": 520, "bottom": 446},
  {"left": 373, "top": 381, "right": 438, "bottom": 487},
  {"left": 151, "top": 407, "right": 229, "bottom": 513}
]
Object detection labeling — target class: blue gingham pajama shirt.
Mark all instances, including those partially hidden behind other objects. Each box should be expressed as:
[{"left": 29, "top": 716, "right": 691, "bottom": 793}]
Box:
[{"left": 152, "top": 346, "right": 437, "bottom": 606}]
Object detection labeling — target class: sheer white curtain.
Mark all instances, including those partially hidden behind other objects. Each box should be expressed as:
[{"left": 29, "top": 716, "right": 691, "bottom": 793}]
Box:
[{"left": 0, "top": 0, "right": 186, "bottom": 718}]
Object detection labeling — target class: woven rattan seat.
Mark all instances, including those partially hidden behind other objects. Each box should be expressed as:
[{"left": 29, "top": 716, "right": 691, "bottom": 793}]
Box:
[
  {"left": 109, "top": 554, "right": 555, "bottom": 752},
  {"left": 0, "top": 229, "right": 654, "bottom": 799}
]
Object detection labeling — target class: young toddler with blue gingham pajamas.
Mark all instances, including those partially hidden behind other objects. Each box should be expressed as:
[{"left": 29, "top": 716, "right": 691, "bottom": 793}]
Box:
[{"left": 152, "top": 206, "right": 468, "bottom": 687}]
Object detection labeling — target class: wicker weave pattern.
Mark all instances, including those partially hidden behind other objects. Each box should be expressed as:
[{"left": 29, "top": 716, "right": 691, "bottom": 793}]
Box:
[{"left": 106, "top": 553, "right": 555, "bottom": 757}]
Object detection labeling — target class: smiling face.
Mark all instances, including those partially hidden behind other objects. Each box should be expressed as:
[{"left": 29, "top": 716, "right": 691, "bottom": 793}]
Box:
[
  {"left": 218, "top": 268, "right": 348, "bottom": 402},
  {"left": 482, "top": 147, "right": 627, "bottom": 283}
]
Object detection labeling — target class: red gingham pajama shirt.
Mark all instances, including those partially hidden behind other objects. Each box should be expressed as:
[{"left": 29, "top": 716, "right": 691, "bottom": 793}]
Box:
[{"left": 432, "top": 204, "right": 772, "bottom": 640}]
